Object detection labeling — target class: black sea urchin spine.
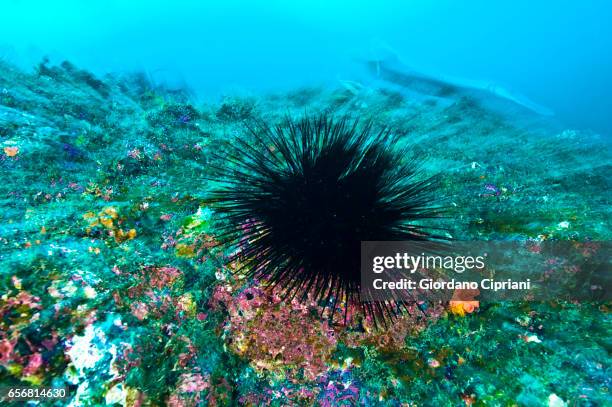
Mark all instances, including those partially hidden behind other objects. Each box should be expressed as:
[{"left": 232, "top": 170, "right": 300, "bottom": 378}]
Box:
[{"left": 205, "top": 114, "right": 446, "bottom": 325}]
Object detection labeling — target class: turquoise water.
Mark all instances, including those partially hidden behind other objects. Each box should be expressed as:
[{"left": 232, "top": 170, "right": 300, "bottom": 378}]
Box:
[
  {"left": 2, "top": 0, "right": 612, "bottom": 135},
  {"left": 0, "top": 2, "right": 610, "bottom": 406}
]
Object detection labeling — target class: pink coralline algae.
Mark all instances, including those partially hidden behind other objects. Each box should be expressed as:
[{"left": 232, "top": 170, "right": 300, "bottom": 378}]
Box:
[
  {"left": 23, "top": 352, "right": 43, "bottom": 375},
  {"left": 0, "top": 339, "right": 16, "bottom": 364},
  {"left": 178, "top": 373, "right": 211, "bottom": 393},
  {"left": 107, "top": 265, "right": 199, "bottom": 328},
  {"left": 211, "top": 277, "right": 444, "bottom": 383},
  {"left": 211, "top": 282, "right": 337, "bottom": 380},
  {"left": 148, "top": 266, "right": 182, "bottom": 289},
  {"left": 317, "top": 369, "right": 361, "bottom": 407}
]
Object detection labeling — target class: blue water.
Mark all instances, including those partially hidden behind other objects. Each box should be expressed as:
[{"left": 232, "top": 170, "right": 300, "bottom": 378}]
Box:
[{"left": 2, "top": 0, "right": 611, "bottom": 135}]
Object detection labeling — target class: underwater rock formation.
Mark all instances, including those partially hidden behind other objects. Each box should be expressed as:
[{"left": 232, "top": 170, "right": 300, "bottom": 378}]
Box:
[{"left": 0, "top": 59, "right": 610, "bottom": 405}]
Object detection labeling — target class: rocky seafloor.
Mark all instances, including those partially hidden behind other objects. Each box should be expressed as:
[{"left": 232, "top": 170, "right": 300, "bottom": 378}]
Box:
[{"left": 0, "top": 59, "right": 610, "bottom": 406}]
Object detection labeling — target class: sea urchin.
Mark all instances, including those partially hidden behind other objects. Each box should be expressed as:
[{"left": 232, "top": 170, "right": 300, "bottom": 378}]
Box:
[{"left": 207, "top": 115, "right": 443, "bottom": 322}]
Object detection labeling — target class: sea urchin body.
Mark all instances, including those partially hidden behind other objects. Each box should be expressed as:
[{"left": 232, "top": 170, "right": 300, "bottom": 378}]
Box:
[{"left": 207, "top": 115, "right": 443, "bottom": 322}]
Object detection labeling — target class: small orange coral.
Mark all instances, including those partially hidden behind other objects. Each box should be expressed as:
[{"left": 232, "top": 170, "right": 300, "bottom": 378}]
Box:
[
  {"left": 449, "top": 288, "right": 480, "bottom": 316},
  {"left": 449, "top": 300, "right": 479, "bottom": 316},
  {"left": 4, "top": 146, "right": 19, "bottom": 157}
]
